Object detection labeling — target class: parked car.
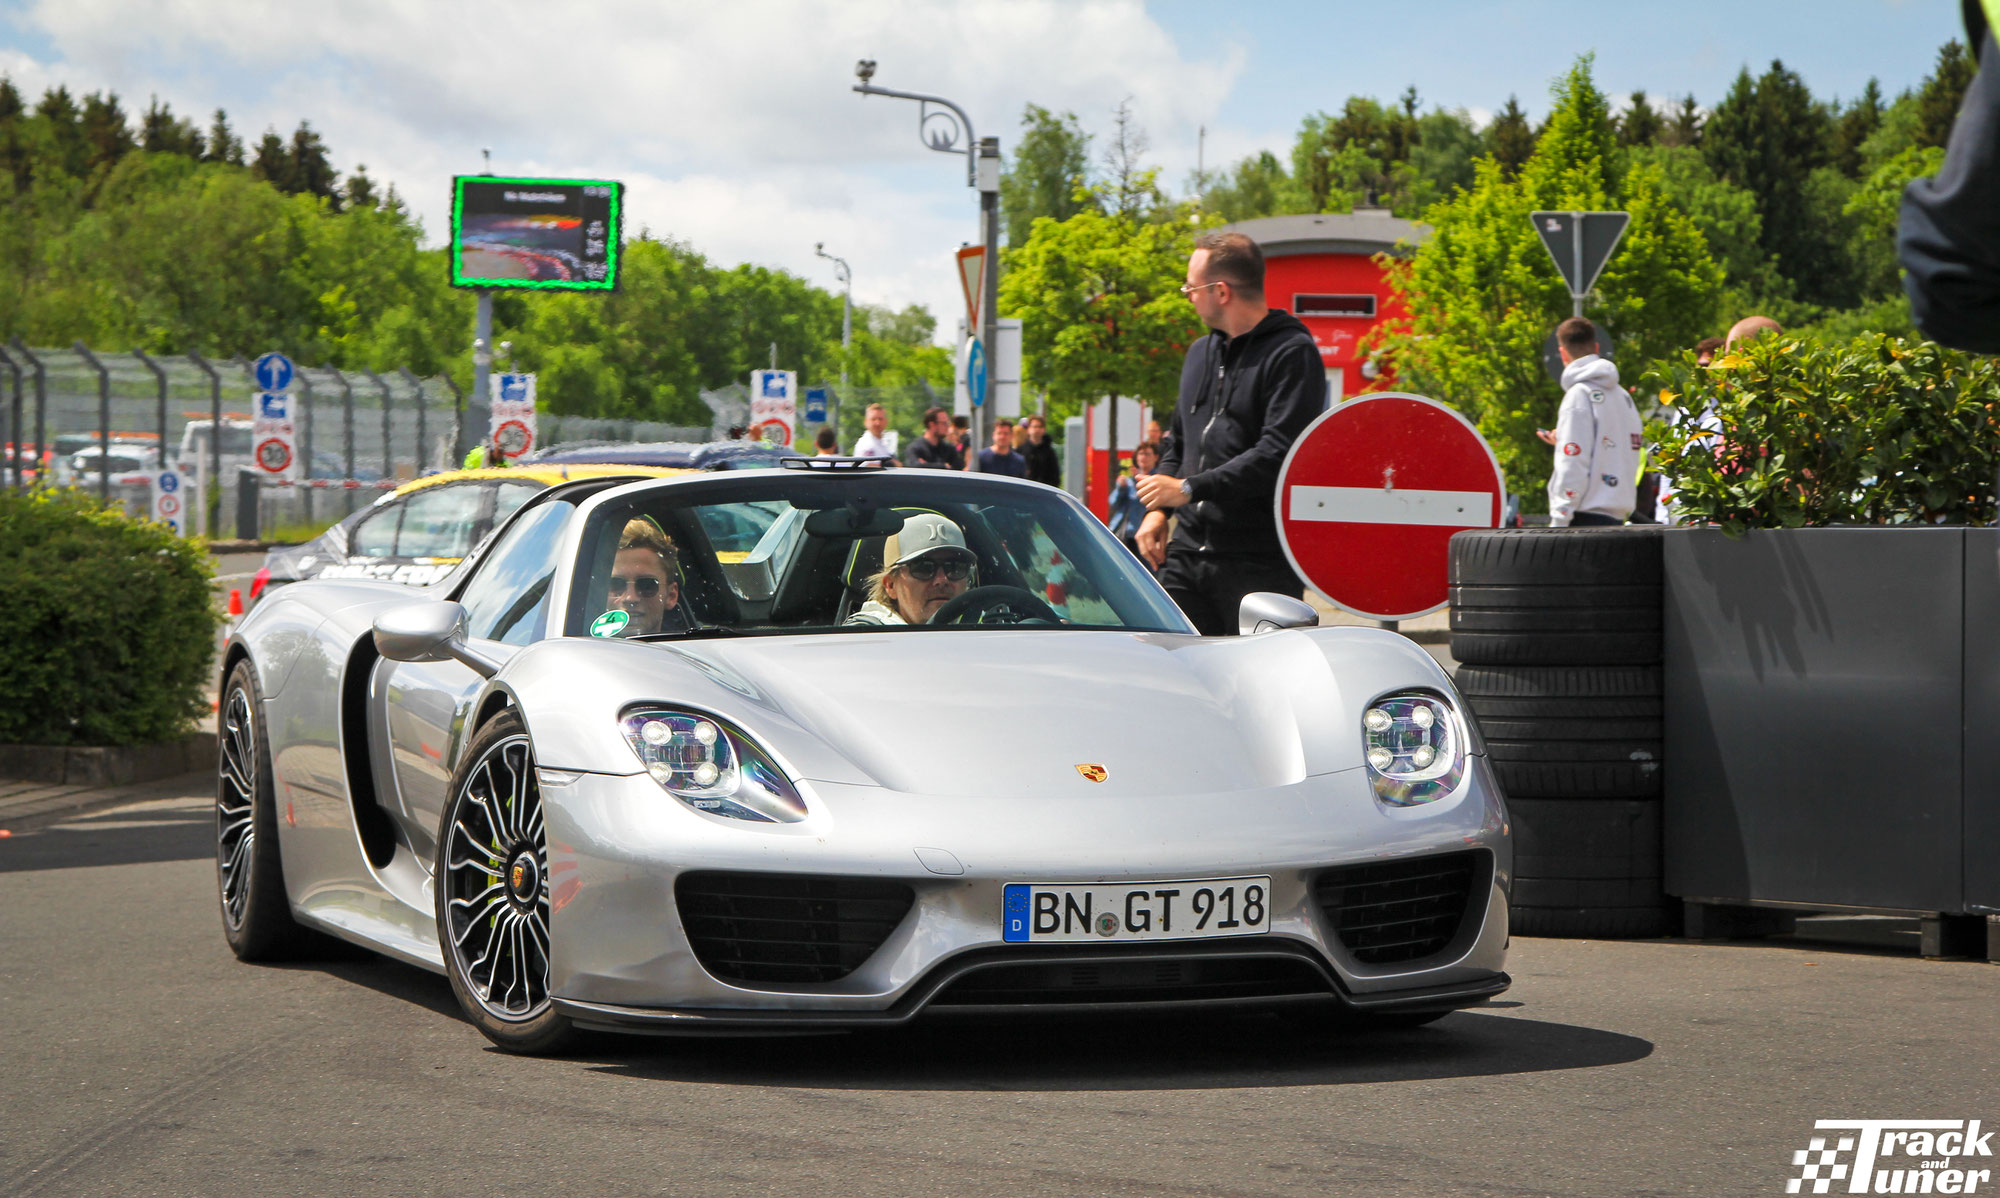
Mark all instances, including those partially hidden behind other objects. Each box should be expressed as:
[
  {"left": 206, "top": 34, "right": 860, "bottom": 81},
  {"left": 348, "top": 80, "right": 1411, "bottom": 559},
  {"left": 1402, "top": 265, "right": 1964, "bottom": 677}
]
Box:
[
  {"left": 247, "top": 463, "right": 691, "bottom": 607},
  {"left": 56, "top": 441, "right": 162, "bottom": 486},
  {"left": 523, "top": 439, "right": 800, "bottom": 471},
  {"left": 219, "top": 463, "right": 1511, "bottom": 1053}
]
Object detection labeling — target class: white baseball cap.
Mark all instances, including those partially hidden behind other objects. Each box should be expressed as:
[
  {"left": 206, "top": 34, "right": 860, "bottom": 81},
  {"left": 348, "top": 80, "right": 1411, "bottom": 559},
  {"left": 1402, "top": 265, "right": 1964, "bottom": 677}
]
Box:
[{"left": 886, "top": 513, "right": 970, "bottom": 566}]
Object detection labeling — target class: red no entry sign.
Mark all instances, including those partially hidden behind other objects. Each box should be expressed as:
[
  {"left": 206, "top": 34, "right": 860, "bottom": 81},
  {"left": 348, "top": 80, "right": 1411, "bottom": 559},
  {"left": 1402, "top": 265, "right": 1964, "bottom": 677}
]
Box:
[{"left": 1275, "top": 392, "right": 1504, "bottom": 621}]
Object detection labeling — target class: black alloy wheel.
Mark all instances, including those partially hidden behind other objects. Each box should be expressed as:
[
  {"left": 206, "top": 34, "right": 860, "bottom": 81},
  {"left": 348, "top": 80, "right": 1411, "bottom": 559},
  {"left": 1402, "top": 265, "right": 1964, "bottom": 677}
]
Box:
[
  {"left": 436, "top": 709, "right": 576, "bottom": 1054},
  {"left": 217, "top": 659, "right": 307, "bottom": 960}
]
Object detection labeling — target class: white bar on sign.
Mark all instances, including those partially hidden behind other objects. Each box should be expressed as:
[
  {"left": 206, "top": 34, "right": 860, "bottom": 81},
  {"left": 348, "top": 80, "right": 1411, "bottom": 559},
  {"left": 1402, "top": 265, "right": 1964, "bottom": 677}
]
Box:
[{"left": 1290, "top": 485, "right": 1492, "bottom": 527}]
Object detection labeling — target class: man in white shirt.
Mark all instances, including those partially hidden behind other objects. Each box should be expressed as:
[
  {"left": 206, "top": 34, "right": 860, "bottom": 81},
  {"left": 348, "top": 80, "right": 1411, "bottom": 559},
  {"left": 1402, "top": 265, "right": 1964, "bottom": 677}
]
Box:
[
  {"left": 1540, "top": 317, "right": 1644, "bottom": 527},
  {"left": 850, "top": 403, "right": 896, "bottom": 459}
]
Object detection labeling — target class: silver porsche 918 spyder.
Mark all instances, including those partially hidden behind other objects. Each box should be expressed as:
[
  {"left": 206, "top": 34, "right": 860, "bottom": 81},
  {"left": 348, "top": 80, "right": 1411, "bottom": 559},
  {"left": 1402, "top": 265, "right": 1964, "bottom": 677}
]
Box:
[{"left": 217, "top": 461, "right": 1510, "bottom": 1053}]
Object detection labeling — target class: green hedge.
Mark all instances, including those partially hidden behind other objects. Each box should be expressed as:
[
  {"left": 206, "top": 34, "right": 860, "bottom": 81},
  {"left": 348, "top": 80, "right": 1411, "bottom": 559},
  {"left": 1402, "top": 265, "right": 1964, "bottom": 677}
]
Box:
[
  {"left": 0, "top": 489, "right": 219, "bottom": 745},
  {"left": 1650, "top": 335, "right": 2000, "bottom": 535}
]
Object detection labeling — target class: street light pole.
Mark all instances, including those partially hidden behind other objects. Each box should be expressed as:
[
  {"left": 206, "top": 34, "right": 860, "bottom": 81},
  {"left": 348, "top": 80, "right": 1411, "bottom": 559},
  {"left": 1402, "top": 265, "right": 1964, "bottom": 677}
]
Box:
[
  {"left": 852, "top": 59, "right": 998, "bottom": 465},
  {"left": 814, "top": 242, "right": 851, "bottom": 442}
]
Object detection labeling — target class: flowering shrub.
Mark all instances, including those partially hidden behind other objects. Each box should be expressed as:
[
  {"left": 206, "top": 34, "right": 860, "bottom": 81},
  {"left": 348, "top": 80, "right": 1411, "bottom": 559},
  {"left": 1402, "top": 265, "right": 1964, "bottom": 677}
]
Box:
[{"left": 1648, "top": 335, "right": 2000, "bottom": 534}]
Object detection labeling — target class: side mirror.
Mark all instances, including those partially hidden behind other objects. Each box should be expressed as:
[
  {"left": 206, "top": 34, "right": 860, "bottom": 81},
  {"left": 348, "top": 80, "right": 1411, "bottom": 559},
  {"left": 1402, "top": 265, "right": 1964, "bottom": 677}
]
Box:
[
  {"left": 373, "top": 601, "right": 497, "bottom": 677},
  {"left": 1238, "top": 592, "right": 1319, "bottom": 636}
]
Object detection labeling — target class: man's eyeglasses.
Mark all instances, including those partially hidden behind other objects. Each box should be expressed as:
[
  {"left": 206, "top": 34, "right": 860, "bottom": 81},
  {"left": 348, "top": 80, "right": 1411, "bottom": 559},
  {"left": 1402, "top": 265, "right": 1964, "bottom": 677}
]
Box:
[
  {"left": 608, "top": 575, "right": 664, "bottom": 597},
  {"left": 902, "top": 554, "right": 973, "bottom": 582},
  {"left": 1178, "top": 280, "right": 1224, "bottom": 297}
]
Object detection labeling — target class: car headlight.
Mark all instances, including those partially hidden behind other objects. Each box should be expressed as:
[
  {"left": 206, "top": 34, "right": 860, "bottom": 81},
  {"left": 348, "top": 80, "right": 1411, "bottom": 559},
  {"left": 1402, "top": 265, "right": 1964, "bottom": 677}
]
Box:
[
  {"left": 1361, "top": 692, "right": 1466, "bottom": 806},
  {"left": 619, "top": 708, "right": 807, "bottom": 823}
]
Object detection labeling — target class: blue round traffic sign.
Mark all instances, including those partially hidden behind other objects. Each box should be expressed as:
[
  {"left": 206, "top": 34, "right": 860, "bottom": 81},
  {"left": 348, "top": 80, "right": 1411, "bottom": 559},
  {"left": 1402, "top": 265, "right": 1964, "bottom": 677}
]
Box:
[
  {"left": 255, "top": 352, "right": 295, "bottom": 392},
  {"left": 966, "top": 339, "right": 987, "bottom": 408},
  {"left": 157, "top": 471, "right": 180, "bottom": 493}
]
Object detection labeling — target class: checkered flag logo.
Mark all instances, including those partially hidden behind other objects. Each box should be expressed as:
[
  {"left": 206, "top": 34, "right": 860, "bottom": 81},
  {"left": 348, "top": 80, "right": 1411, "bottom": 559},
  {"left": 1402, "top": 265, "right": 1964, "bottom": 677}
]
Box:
[{"left": 1787, "top": 1136, "right": 1854, "bottom": 1194}]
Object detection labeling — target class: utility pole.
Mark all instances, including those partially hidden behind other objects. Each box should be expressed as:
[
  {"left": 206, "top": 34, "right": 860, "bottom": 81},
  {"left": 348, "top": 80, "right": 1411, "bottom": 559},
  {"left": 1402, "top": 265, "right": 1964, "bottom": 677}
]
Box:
[
  {"left": 815, "top": 242, "right": 851, "bottom": 440},
  {"left": 851, "top": 60, "right": 997, "bottom": 465}
]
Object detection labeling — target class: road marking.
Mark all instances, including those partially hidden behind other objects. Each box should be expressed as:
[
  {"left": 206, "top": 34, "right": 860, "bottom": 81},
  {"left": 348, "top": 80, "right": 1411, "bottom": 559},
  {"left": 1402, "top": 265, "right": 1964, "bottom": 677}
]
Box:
[{"left": 1288, "top": 485, "right": 1493, "bottom": 528}]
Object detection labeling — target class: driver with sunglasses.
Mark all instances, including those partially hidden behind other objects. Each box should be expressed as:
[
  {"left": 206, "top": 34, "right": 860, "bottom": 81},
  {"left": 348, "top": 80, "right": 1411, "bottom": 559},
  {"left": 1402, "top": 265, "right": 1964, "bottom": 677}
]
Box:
[
  {"left": 606, "top": 518, "right": 685, "bottom": 635},
  {"left": 846, "top": 513, "right": 977, "bottom": 626}
]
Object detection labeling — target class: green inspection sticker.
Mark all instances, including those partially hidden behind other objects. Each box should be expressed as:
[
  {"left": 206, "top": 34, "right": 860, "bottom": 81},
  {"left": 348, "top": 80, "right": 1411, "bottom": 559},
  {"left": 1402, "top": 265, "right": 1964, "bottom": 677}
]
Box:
[{"left": 589, "top": 610, "right": 630, "bottom": 638}]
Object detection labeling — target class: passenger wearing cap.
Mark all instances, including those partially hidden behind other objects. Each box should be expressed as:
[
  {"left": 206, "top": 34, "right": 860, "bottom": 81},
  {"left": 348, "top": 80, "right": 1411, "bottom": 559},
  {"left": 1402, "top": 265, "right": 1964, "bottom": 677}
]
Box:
[
  {"left": 846, "top": 513, "right": 977, "bottom": 626},
  {"left": 607, "top": 518, "right": 684, "bottom": 634}
]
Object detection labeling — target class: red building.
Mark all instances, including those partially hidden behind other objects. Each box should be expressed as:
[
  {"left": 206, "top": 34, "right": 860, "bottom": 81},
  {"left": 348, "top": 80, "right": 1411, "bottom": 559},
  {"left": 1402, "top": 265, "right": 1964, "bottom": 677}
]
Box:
[{"left": 1221, "top": 211, "right": 1426, "bottom": 401}]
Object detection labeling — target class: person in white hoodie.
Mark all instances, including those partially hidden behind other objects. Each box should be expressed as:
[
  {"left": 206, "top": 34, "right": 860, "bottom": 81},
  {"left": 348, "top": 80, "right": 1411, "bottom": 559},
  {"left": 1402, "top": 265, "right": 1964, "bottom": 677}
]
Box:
[{"left": 1540, "top": 317, "right": 1644, "bottom": 527}]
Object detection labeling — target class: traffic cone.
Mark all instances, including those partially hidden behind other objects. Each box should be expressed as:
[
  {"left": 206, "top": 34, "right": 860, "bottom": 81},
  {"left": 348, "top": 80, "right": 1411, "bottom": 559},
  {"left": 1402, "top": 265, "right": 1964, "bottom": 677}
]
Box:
[{"left": 228, "top": 588, "right": 243, "bottom": 617}]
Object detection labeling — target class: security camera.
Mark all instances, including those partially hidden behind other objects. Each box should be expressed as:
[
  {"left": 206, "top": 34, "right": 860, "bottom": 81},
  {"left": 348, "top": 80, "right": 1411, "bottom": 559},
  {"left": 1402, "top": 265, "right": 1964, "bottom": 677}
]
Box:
[
  {"left": 855, "top": 59, "right": 876, "bottom": 83},
  {"left": 499, "top": 340, "right": 513, "bottom": 356}
]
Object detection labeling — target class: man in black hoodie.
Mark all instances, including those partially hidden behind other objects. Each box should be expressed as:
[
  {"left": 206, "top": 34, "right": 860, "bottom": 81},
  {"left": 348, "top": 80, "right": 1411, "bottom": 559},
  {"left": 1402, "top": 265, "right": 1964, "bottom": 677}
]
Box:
[{"left": 1136, "top": 231, "right": 1327, "bottom": 635}]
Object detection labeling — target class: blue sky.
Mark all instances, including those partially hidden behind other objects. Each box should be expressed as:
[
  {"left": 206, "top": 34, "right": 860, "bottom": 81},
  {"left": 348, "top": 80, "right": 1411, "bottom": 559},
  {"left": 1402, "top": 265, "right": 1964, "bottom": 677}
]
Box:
[{"left": 0, "top": 1, "right": 1973, "bottom": 337}]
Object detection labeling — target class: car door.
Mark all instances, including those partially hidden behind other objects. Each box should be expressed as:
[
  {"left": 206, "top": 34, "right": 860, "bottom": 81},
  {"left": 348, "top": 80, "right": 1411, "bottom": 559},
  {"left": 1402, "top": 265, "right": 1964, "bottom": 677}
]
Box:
[{"left": 375, "top": 496, "right": 576, "bottom": 867}]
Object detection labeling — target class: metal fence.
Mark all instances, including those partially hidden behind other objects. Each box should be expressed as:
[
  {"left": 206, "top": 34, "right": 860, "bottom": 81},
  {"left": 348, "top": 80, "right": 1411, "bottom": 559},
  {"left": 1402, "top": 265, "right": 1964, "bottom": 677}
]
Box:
[{"left": 0, "top": 342, "right": 705, "bottom": 534}]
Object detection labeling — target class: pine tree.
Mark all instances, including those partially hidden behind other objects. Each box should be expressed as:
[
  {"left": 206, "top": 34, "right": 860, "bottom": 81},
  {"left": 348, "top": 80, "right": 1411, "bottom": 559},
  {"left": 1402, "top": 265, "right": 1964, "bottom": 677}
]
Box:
[
  {"left": 1915, "top": 39, "right": 1974, "bottom": 148},
  {"left": 250, "top": 128, "right": 289, "bottom": 189},
  {"left": 345, "top": 164, "right": 378, "bottom": 211},
  {"left": 1831, "top": 79, "right": 1883, "bottom": 176},
  {"left": 34, "top": 86, "right": 89, "bottom": 179},
  {"left": 1617, "top": 91, "right": 1663, "bottom": 146},
  {"left": 1703, "top": 61, "right": 1836, "bottom": 302},
  {"left": 78, "top": 91, "right": 134, "bottom": 174},
  {"left": 1662, "top": 96, "right": 1704, "bottom": 148},
  {"left": 1485, "top": 96, "right": 1534, "bottom": 180},
  {"left": 287, "top": 121, "right": 339, "bottom": 205},
  {"left": 204, "top": 109, "right": 244, "bottom": 165},
  {"left": 140, "top": 96, "right": 204, "bottom": 158}
]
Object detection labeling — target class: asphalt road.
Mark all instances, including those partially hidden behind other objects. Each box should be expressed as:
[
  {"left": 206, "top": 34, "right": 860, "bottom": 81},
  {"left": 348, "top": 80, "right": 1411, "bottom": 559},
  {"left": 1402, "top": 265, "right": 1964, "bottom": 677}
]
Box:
[{"left": 2, "top": 788, "right": 1995, "bottom": 1197}]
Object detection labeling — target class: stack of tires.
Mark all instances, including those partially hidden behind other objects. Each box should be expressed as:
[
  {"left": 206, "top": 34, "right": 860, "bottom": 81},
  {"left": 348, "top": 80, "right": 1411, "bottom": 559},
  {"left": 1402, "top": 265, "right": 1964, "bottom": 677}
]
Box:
[{"left": 1447, "top": 528, "right": 1672, "bottom": 938}]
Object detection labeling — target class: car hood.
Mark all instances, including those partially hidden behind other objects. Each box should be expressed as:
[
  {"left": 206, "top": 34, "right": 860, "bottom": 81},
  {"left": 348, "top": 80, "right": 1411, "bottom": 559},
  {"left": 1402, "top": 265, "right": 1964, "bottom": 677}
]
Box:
[{"left": 529, "top": 629, "right": 1393, "bottom": 796}]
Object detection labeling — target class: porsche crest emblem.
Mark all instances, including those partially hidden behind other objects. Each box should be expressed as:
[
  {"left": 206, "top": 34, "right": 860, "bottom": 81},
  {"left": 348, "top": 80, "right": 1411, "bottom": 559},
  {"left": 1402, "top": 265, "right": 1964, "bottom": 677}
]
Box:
[
  {"left": 1074, "top": 764, "right": 1108, "bottom": 783},
  {"left": 511, "top": 860, "right": 528, "bottom": 892}
]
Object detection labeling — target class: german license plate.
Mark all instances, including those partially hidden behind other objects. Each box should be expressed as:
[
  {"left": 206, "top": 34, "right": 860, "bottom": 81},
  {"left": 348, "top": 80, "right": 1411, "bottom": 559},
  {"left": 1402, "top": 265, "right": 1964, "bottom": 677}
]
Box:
[{"left": 1001, "top": 876, "right": 1272, "bottom": 943}]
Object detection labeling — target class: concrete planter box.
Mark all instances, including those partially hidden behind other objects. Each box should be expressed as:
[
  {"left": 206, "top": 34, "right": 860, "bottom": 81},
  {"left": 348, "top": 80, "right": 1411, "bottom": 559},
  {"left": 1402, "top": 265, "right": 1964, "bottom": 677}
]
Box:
[{"left": 1663, "top": 526, "right": 1999, "bottom": 916}]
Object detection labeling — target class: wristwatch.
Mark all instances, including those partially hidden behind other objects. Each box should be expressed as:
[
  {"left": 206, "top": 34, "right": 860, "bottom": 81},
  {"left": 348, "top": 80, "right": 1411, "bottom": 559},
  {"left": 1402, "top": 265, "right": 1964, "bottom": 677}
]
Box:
[{"left": 1179, "top": 479, "right": 1194, "bottom": 500}]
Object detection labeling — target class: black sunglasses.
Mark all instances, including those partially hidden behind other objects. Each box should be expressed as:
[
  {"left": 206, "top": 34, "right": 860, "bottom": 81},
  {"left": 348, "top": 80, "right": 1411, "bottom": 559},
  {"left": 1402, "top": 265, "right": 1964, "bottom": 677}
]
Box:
[
  {"left": 902, "top": 554, "right": 973, "bottom": 582},
  {"left": 608, "top": 575, "right": 665, "bottom": 597}
]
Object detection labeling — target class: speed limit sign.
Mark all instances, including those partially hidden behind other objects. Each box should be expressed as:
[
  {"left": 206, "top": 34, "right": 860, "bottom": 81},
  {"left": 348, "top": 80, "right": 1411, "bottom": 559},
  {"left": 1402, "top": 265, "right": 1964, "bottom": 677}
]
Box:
[{"left": 256, "top": 437, "right": 293, "bottom": 474}]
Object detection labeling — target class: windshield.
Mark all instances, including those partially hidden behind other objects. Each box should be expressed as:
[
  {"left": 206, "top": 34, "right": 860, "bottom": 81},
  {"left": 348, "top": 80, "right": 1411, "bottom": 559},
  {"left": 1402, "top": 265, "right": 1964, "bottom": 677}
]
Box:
[{"left": 562, "top": 474, "right": 1191, "bottom": 638}]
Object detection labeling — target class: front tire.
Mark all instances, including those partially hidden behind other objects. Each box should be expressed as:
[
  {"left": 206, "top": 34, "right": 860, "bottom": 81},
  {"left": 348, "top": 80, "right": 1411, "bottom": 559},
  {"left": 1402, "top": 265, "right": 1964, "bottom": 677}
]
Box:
[
  {"left": 435, "top": 709, "right": 577, "bottom": 1055},
  {"left": 217, "top": 659, "right": 308, "bottom": 960}
]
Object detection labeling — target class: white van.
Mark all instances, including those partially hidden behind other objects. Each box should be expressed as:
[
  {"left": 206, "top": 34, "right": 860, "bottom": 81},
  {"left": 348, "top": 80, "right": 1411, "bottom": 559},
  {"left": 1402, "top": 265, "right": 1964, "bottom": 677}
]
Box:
[{"left": 176, "top": 419, "right": 257, "bottom": 480}]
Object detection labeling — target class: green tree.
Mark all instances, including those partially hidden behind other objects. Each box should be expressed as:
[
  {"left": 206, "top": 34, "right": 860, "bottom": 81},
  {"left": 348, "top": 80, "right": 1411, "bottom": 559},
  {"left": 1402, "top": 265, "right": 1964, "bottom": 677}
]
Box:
[
  {"left": 1485, "top": 96, "right": 1536, "bottom": 180},
  {"left": 997, "top": 174, "right": 1201, "bottom": 426},
  {"left": 1001, "top": 104, "right": 1092, "bottom": 248},
  {"left": 1374, "top": 56, "right": 1723, "bottom": 501},
  {"left": 1201, "top": 150, "right": 1288, "bottom": 221},
  {"left": 1395, "top": 108, "right": 1482, "bottom": 213},
  {"left": 1831, "top": 79, "right": 1884, "bottom": 176},
  {"left": 140, "top": 97, "right": 203, "bottom": 157},
  {"left": 1702, "top": 61, "right": 1840, "bottom": 304},
  {"left": 1617, "top": 91, "right": 1663, "bottom": 146},
  {"left": 1625, "top": 144, "right": 1778, "bottom": 300},
  {"left": 203, "top": 108, "right": 243, "bottom": 166},
  {"left": 1661, "top": 95, "right": 1704, "bottom": 148},
  {"left": 78, "top": 91, "right": 133, "bottom": 176},
  {"left": 1915, "top": 39, "right": 1974, "bottom": 149}
]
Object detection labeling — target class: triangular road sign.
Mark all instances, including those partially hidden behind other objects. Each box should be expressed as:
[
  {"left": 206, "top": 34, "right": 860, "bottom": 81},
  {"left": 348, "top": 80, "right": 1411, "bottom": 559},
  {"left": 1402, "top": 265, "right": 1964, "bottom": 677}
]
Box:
[
  {"left": 1530, "top": 210, "right": 1630, "bottom": 298},
  {"left": 956, "top": 245, "right": 985, "bottom": 333}
]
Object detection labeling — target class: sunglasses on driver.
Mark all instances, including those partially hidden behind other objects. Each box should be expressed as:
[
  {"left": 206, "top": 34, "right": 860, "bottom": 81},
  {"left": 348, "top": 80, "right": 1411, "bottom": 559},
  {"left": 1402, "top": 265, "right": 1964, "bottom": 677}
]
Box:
[
  {"left": 607, "top": 575, "right": 665, "bottom": 596},
  {"left": 901, "top": 552, "right": 974, "bottom": 582}
]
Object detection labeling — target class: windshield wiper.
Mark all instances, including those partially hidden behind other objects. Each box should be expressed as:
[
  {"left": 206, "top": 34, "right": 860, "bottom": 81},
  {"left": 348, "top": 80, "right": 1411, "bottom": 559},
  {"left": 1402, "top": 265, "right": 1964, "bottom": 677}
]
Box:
[{"left": 631, "top": 626, "right": 750, "bottom": 641}]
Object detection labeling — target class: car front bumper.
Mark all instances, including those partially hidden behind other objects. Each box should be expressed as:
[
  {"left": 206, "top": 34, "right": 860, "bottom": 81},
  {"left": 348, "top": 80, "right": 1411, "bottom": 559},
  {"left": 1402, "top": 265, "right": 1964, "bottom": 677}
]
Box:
[{"left": 540, "top": 757, "right": 1511, "bottom": 1029}]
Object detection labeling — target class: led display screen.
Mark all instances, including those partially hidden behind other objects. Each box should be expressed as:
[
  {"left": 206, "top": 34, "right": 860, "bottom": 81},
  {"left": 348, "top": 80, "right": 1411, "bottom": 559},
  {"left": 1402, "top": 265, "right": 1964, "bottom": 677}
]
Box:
[{"left": 450, "top": 176, "right": 623, "bottom": 291}]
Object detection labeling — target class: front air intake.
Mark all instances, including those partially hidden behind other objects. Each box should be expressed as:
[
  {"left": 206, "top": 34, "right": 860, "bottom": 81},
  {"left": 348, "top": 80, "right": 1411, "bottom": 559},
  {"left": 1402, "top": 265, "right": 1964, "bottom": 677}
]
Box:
[
  {"left": 1314, "top": 851, "right": 1483, "bottom": 966},
  {"left": 675, "top": 871, "right": 915, "bottom": 985}
]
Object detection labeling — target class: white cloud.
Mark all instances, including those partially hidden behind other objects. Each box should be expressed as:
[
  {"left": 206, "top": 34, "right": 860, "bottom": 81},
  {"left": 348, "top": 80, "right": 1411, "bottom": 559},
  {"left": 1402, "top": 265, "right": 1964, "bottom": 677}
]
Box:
[{"left": 10, "top": 0, "right": 1246, "bottom": 338}]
